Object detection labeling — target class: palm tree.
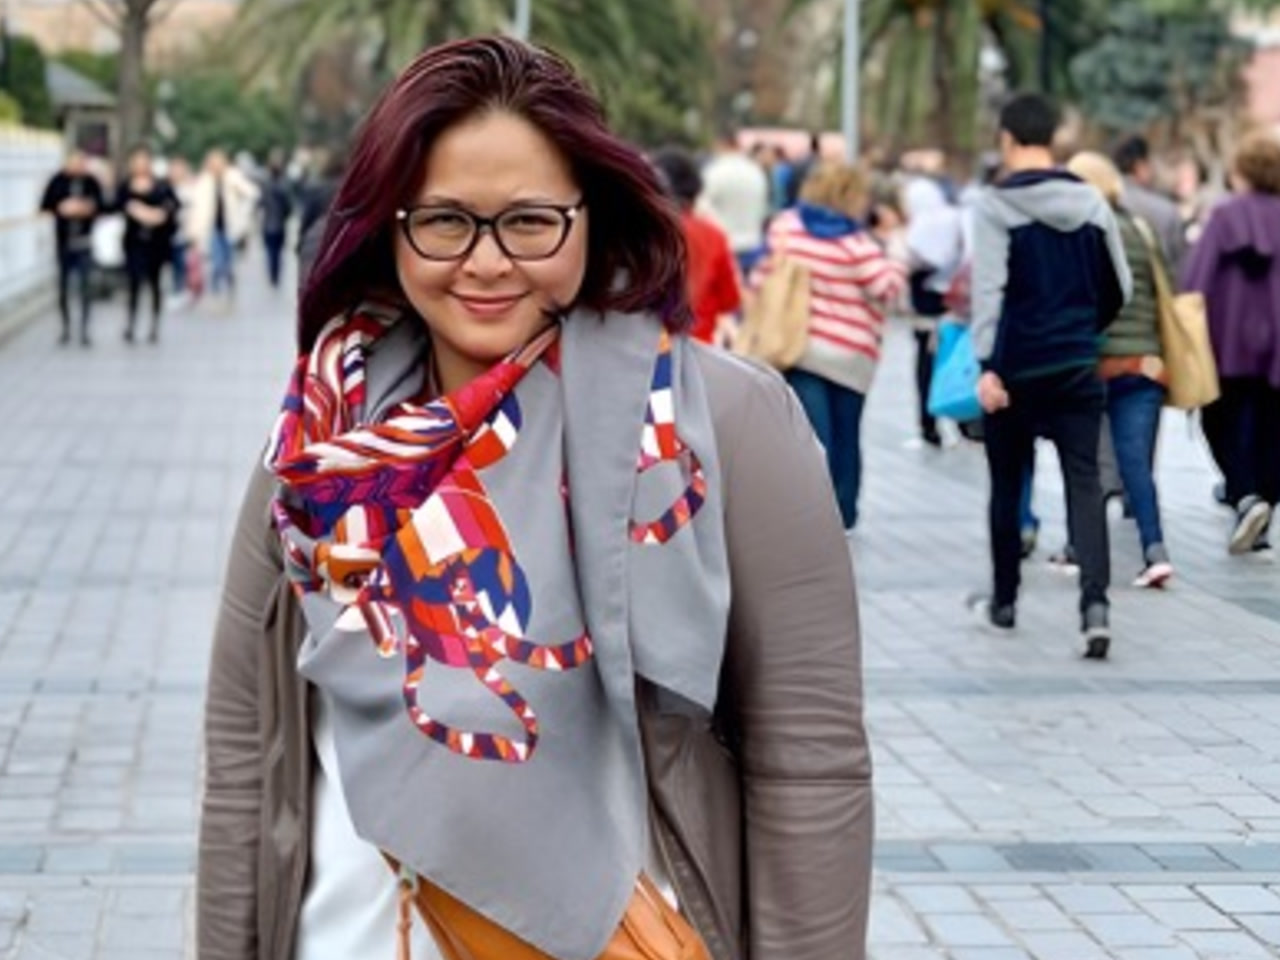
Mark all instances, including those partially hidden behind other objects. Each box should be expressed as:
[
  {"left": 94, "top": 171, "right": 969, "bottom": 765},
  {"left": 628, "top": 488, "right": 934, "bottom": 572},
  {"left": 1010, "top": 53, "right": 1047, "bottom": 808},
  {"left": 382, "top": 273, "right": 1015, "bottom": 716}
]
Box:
[
  {"left": 784, "top": 0, "right": 1108, "bottom": 155},
  {"left": 221, "top": 0, "right": 715, "bottom": 145}
]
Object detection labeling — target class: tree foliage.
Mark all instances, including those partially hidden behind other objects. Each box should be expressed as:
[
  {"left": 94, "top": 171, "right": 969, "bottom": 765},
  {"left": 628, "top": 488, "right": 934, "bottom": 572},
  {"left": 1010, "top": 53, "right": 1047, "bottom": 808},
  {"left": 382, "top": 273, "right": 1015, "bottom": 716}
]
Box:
[
  {"left": 159, "top": 69, "right": 295, "bottom": 163},
  {"left": 1071, "top": 2, "right": 1248, "bottom": 132},
  {"left": 1, "top": 35, "right": 55, "bottom": 129},
  {"left": 222, "top": 0, "right": 715, "bottom": 147}
]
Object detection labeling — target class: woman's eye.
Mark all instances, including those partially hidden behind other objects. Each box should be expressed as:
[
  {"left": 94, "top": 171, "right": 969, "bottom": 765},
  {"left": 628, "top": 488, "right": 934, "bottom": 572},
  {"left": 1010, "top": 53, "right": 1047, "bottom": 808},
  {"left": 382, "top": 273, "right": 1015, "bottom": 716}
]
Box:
[
  {"left": 415, "top": 211, "right": 470, "bottom": 231},
  {"left": 502, "top": 211, "right": 559, "bottom": 232}
]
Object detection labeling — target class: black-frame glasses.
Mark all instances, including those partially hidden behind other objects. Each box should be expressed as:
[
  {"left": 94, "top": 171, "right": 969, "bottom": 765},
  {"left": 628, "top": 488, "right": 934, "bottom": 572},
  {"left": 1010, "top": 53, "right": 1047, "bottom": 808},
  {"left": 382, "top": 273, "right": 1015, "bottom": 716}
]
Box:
[{"left": 395, "top": 200, "right": 585, "bottom": 262}]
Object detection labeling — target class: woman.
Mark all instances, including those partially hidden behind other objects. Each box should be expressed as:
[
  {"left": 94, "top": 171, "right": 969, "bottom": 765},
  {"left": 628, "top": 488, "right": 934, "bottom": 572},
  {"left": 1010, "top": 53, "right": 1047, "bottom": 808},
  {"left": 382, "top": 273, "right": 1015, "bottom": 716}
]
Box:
[
  {"left": 650, "top": 145, "right": 741, "bottom": 346},
  {"left": 749, "top": 163, "right": 907, "bottom": 531},
  {"left": 117, "top": 145, "right": 179, "bottom": 344},
  {"left": 197, "top": 36, "right": 872, "bottom": 960},
  {"left": 903, "top": 174, "right": 966, "bottom": 447},
  {"left": 187, "top": 148, "right": 260, "bottom": 304},
  {"left": 1183, "top": 131, "right": 1280, "bottom": 555},
  {"left": 1067, "top": 151, "right": 1175, "bottom": 587}
]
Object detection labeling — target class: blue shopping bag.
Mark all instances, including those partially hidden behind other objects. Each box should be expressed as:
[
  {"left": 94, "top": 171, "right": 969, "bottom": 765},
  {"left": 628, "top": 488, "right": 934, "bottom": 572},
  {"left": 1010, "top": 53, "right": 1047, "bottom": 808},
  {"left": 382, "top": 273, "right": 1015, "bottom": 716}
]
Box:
[{"left": 927, "top": 320, "right": 983, "bottom": 422}]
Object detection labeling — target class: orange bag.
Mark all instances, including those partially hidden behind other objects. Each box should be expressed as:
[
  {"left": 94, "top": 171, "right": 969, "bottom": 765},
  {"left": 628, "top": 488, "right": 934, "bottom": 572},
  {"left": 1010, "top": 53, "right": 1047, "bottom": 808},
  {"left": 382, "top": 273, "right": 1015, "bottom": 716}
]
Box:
[{"left": 386, "top": 856, "right": 710, "bottom": 960}]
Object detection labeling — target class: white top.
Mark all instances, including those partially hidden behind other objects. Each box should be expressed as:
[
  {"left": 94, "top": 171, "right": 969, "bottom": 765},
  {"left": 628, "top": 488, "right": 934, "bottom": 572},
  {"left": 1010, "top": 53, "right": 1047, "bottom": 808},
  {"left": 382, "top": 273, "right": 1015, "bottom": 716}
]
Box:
[
  {"left": 295, "top": 694, "right": 681, "bottom": 960},
  {"left": 699, "top": 151, "right": 771, "bottom": 254},
  {"left": 294, "top": 692, "right": 442, "bottom": 960}
]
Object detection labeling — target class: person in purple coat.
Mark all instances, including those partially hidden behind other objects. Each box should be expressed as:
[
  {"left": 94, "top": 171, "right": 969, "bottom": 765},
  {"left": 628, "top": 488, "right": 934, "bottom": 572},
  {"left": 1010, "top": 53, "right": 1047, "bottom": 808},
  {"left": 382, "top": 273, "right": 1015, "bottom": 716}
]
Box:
[{"left": 1182, "top": 131, "right": 1280, "bottom": 555}]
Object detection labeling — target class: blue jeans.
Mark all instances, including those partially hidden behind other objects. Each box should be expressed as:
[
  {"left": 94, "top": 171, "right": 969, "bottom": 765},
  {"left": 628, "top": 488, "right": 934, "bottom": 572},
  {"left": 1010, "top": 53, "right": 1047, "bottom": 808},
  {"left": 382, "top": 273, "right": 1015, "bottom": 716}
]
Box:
[
  {"left": 785, "top": 369, "right": 866, "bottom": 529},
  {"left": 209, "top": 229, "right": 235, "bottom": 294},
  {"left": 1106, "top": 374, "right": 1166, "bottom": 552},
  {"left": 171, "top": 240, "right": 189, "bottom": 294}
]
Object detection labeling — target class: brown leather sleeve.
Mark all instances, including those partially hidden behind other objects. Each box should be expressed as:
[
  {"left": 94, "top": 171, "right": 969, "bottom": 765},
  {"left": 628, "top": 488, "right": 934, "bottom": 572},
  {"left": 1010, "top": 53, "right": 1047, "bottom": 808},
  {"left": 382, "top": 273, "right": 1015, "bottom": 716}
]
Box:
[
  {"left": 713, "top": 358, "right": 874, "bottom": 960},
  {"left": 196, "top": 466, "right": 280, "bottom": 960}
]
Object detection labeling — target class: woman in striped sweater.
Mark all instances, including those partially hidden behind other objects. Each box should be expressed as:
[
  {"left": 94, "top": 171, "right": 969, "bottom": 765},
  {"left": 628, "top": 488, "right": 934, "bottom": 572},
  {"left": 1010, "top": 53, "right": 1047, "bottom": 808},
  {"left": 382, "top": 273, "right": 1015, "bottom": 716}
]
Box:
[{"left": 749, "top": 162, "right": 907, "bottom": 530}]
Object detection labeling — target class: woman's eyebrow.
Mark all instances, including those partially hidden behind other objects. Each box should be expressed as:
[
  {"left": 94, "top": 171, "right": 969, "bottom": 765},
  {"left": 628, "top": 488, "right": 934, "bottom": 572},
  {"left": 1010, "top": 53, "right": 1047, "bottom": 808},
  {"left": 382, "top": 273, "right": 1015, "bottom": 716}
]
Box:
[{"left": 412, "top": 192, "right": 563, "bottom": 207}]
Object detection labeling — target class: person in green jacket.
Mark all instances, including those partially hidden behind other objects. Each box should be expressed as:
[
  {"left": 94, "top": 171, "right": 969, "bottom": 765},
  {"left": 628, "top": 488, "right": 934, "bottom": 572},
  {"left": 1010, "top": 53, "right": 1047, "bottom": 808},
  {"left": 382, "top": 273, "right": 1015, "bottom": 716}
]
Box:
[{"left": 1068, "top": 151, "right": 1173, "bottom": 589}]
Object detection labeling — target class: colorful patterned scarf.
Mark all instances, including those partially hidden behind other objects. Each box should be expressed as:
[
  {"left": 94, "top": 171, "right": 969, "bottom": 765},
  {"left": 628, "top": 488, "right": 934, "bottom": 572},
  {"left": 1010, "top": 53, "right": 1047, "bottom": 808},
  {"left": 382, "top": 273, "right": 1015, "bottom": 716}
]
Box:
[{"left": 266, "top": 306, "right": 729, "bottom": 960}]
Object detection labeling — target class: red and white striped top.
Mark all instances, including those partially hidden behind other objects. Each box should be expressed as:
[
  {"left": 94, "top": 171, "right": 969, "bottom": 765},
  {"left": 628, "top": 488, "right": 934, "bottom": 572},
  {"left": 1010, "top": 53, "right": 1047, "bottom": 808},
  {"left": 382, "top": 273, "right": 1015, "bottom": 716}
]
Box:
[{"left": 749, "top": 209, "right": 906, "bottom": 393}]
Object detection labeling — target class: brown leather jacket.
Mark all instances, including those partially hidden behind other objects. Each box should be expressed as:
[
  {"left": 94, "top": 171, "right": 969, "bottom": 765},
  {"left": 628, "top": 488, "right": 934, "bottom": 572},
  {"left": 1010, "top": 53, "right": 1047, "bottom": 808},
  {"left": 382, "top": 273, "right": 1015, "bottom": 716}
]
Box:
[{"left": 197, "top": 344, "right": 874, "bottom": 960}]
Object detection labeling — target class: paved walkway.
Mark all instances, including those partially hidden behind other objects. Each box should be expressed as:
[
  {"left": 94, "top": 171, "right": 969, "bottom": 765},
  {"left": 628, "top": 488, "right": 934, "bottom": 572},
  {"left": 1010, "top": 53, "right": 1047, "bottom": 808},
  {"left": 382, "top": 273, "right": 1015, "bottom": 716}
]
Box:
[{"left": 0, "top": 261, "right": 1276, "bottom": 959}]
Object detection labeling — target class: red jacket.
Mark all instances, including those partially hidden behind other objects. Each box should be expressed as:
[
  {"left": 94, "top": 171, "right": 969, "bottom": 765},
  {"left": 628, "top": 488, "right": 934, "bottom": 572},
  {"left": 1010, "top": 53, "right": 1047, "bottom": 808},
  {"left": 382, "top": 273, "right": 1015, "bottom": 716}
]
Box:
[{"left": 683, "top": 212, "right": 742, "bottom": 344}]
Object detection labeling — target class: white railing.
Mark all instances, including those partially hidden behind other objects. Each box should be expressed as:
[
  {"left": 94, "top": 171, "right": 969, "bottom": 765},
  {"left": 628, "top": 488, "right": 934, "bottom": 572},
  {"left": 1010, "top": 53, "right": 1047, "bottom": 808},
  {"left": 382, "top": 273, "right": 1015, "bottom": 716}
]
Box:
[{"left": 0, "top": 125, "right": 63, "bottom": 309}]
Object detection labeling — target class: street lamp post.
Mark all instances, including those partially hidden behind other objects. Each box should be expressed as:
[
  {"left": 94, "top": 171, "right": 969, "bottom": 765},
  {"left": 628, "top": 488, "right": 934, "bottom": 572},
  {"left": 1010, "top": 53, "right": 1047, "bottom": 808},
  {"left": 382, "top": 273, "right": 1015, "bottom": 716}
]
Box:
[
  {"left": 514, "top": 0, "right": 531, "bottom": 41},
  {"left": 842, "top": 0, "right": 860, "bottom": 162}
]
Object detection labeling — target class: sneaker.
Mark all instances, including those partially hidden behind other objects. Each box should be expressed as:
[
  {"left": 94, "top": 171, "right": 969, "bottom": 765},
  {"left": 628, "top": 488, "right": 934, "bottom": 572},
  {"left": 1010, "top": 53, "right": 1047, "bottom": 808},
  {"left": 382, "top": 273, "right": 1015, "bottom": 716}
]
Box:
[
  {"left": 1229, "top": 496, "right": 1272, "bottom": 556},
  {"left": 967, "top": 594, "right": 1016, "bottom": 632},
  {"left": 1020, "top": 523, "right": 1039, "bottom": 559},
  {"left": 1048, "top": 544, "right": 1079, "bottom": 575},
  {"left": 1134, "top": 561, "right": 1173, "bottom": 589},
  {"left": 1080, "top": 603, "right": 1110, "bottom": 660},
  {"left": 57, "top": 328, "right": 70, "bottom": 346},
  {"left": 1133, "top": 543, "right": 1173, "bottom": 589}
]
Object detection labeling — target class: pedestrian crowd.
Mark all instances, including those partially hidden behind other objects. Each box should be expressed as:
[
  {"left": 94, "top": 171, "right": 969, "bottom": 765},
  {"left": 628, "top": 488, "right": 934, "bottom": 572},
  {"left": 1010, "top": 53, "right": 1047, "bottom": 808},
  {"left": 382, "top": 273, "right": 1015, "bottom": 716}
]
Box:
[
  {"left": 651, "top": 94, "right": 1279, "bottom": 662},
  {"left": 37, "top": 142, "right": 335, "bottom": 346}
]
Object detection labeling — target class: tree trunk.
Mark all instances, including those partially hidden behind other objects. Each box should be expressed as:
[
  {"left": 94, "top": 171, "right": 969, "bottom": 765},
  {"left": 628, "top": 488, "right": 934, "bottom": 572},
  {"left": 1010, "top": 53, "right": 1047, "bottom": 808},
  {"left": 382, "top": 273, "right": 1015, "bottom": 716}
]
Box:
[
  {"left": 930, "top": 2, "right": 955, "bottom": 155},
  {"left": 116, "top": 2, "right": 150, "bottom": 172}
]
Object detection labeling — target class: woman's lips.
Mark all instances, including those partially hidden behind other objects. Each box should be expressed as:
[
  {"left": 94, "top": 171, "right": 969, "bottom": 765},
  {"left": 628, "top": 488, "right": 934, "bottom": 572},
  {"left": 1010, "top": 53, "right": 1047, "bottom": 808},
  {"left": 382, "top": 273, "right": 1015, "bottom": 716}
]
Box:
[{"left": 452, "top": 292, "right": 526, "bottom": 317}]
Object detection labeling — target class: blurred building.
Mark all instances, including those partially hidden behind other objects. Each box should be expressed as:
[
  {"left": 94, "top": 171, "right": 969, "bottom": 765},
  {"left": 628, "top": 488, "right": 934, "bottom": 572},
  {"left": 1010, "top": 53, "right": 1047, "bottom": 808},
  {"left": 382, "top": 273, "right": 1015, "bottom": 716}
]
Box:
[
  {"left": 1238, "top": 11, "right": 1280, "bottom": 130},
  {"left": 8, "top": 0, "right": 240, "bottom": 68}
]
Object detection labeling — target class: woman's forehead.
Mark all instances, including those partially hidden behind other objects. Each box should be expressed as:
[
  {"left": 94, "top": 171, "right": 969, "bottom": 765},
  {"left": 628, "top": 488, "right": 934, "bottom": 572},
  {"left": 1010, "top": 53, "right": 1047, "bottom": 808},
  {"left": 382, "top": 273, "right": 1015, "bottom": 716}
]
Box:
[{"left": 417, "top": 110, "right": 577, "bottom": 203}]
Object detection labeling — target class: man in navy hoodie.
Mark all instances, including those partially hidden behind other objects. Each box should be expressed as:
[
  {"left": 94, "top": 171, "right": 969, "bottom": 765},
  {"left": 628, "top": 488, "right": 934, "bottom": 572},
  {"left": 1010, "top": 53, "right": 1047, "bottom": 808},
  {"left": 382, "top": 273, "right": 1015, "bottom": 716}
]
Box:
[{"left": 970, "top": 94, "right": 1132, "bottom": 659}]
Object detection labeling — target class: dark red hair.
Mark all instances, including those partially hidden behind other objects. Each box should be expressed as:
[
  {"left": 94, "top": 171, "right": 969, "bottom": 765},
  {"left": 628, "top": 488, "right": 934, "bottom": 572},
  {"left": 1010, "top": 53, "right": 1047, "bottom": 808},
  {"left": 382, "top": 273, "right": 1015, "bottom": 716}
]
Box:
[{"left": 298, "top": 35, "right": 689, "bottom": 351}]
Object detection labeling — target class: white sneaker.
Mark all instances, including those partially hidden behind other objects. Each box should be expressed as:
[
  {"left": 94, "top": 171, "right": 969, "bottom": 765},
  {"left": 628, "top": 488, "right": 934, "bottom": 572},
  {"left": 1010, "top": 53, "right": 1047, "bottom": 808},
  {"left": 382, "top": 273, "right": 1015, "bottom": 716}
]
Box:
[
  {"left": 1133, "top": 561, "right": 1173, "bottom": 589},
  {"left": 1229, "top": 497, "right": 1272, "bottom": 555}
]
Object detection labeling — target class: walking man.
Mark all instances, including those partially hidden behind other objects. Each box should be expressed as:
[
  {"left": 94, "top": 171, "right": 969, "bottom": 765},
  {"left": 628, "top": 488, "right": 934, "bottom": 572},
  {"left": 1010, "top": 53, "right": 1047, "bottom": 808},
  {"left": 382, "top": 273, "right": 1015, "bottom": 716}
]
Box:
[
  {"left": 40, "top": 149, "right": 104, "bottom": 346},
  {"left": 969, "top": 93, "right": 1132, "bottom": 659}
]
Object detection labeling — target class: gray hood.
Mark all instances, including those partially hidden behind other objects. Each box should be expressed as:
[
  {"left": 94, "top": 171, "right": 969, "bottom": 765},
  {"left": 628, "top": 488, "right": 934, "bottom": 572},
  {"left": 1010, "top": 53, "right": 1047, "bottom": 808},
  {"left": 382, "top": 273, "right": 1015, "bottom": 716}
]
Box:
[{"left": 984, "top": 171, "right": 1112, "bottom": 232}]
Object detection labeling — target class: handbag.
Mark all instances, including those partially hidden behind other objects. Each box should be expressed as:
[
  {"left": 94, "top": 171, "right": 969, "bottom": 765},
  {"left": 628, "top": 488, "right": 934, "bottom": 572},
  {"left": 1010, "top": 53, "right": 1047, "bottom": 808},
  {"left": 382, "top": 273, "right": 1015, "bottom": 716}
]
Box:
[
  {"left": 386, "top": 855, "right": 710, "bottom": 960},
  {"left": 1132, "top": 217, "right": 1220, "bottom": 410},
  {"left": 733, "top": 255, "right": 810, "bottom": 370},
  {"left": 927, "top": 319, "right": 983, "bottom": 422}
]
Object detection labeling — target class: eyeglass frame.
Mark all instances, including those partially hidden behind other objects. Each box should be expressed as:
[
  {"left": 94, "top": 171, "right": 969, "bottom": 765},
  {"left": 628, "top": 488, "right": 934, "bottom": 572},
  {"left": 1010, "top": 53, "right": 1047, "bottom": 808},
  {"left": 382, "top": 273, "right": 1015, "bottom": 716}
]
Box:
[{"left": 394, "top": 199, "right": 586, "bottom": 262}]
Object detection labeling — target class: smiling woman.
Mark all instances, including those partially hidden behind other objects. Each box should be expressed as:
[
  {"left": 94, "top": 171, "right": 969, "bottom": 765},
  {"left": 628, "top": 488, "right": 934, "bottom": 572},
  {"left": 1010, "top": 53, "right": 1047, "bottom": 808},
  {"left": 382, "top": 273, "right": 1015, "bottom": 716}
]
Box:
[
  {"left": 198, "top": 34, "right": 873, "bottom": 960},
  {"left": 390, "top": 109, "right": 591, "bottom": 393}
]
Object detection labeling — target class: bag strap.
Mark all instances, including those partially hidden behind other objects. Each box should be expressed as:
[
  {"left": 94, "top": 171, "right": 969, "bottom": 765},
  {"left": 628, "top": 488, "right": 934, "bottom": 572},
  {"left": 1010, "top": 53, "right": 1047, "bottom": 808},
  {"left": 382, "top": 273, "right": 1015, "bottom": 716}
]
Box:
[{"left": 1130, "top": 214, "right": 1173, "bottom": 303}]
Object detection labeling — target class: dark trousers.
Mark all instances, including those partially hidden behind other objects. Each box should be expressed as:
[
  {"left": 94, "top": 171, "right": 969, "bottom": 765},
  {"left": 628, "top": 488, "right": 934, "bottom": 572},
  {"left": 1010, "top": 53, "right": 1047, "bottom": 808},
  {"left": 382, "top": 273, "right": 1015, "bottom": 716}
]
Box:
[
  {"left": 1201, "top": 377, "right": 1280, "bottom": 507},
  {"left": 263, "top": 230, "right": 286, "bottom": 288},
  {"left": 126, "top": 247, "right": 165, "bottom": 336},
  {"left": 57, "top": 249, "right": 92, "bottom": 337},
  {"left": 913, "top": 328, "right": 939, "bottom": 441},
  {"left": 786, "top": 369, "right": 866, "bottom": 530},
  {"left": 985, "top": 367, "right": 1110, "bottom": 613}
]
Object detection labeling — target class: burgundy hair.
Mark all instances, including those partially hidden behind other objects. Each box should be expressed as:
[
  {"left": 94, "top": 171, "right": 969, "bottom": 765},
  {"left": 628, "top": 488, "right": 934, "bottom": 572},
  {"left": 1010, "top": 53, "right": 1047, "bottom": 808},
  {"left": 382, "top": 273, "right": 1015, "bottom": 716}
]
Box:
[{"left": 298, "top": 35, "right": 690, "bottom": 351}]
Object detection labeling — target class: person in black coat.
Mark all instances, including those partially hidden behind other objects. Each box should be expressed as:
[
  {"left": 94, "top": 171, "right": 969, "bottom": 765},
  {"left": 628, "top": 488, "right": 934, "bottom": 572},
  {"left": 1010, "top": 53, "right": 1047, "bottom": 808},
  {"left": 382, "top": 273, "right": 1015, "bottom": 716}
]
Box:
[
  {"left": 40, "top": 149, "right": 105, "bottom": 346},
  {"left": 117, "top": 145, "right": 180, "bottom": 343}
]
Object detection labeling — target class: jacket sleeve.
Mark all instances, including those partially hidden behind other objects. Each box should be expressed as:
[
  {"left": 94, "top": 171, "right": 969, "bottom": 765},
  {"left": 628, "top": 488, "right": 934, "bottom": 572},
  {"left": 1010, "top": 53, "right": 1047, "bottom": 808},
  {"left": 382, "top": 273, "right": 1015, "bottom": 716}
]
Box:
[
  {"left": 39, "top": 175, "right": 61, "bottom": 214},
  {"left": 197, "top": 466, "right": 281, "bottom": 960},
  {"left": 717, "top": 366, "right": 874, "bottom": 960},
  {"left": 970, "top": 193, "right": 1009, "bottom": 369}
]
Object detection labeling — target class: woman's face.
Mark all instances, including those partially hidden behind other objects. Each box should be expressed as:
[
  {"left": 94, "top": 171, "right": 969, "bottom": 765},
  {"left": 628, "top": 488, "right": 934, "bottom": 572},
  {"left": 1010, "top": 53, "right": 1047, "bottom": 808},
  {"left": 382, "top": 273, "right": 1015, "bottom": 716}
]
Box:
[
  {"left": 129, "top": 152, "right": 151, "bottom": 179},
  {"left": 395, "top": 109, "right": 589, "bottom": 393}
]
